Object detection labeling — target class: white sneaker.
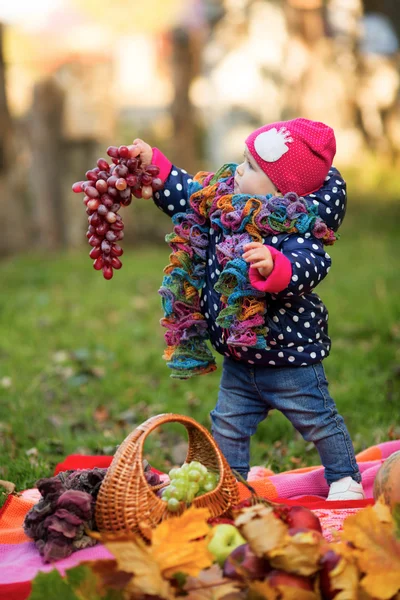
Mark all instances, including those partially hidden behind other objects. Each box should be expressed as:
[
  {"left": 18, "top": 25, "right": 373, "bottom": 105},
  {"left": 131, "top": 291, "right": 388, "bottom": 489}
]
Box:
[{"left": 327, "top": 476, "right": 365, "bottom": 501}]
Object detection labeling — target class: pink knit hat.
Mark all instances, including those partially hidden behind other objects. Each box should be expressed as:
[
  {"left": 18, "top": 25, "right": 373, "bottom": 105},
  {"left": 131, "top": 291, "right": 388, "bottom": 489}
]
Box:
[{"left": 245, "top": 118, "right": 336, "bottom": 197}]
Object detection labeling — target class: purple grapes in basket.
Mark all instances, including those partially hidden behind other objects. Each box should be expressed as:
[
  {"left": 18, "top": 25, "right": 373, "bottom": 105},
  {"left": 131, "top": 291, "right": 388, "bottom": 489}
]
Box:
[{"left": 72, "top": 145, "right": 164, "bottom": 280}]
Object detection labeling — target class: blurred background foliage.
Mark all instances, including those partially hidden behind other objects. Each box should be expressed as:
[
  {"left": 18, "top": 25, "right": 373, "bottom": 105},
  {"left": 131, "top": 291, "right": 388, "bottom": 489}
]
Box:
[
  {"left": 1, "top": 0, "right": 400, "bottom": 250},
  {"left": 0, "top": 0, "right": 399, "bottom": 491}
]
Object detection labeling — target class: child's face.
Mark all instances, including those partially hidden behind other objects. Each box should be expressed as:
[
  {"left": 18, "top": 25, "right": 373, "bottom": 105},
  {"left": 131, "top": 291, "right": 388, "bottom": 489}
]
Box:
[{"left": 234, "top": 147, "right": 278, "bottom": 196}]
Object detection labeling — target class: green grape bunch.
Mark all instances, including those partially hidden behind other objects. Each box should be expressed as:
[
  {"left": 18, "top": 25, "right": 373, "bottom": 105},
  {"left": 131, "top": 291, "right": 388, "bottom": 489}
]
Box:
[{"left": 160, "top": 461, "right": 220, "bottom": 513}]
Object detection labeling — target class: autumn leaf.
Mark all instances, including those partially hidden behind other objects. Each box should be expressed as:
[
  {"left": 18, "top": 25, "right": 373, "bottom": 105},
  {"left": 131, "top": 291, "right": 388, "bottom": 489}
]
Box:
[
  {"left": 29, "top": 565, "right": 125, "bottom": 600},
  {"left": 88, "top": 559, "right": 134, "bottom": 592},
  {"left": 268, "top": 530, "right": 324, "bottom": 577},
  {"left": 247, "top": 580, "right": 277, "bottom": 600},
  {"left": 321, "top": 542, "right": 360, "bottom": 600},
  {"left": 152, "top": 506, "right": 214, "bottom": 579},
  {"left": 102, "top": 535, "right": 173, "bottom": 599},
  {"left": 29, "top": 570, "right": 80, "bottom": 600},
  {"left": 183, "top": 564, "right": 244, "bottom": 599},
  {"left": 340, "top": 501, "right": 400, "bottom": 599},
  {"left": 234, "top": 505, "right": 288, "bottom": 557}
]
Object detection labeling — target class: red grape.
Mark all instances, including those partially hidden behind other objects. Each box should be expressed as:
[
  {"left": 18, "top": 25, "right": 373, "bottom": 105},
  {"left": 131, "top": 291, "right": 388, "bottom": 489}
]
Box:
[
  {"left": 105, "top": 212, "right": 117, "bottom": 224},
  {"left": 126, "top": 174, "right": 138, "bottom": 187},
  {"left": 106, "top": 230, "right": 117, "bottom": 242},
  {"left": 95, "top": 180, "right": 108, "bottom": 194},
  {"left": 89, "top": 235, "right": 101, "bottom": 247},
  {"left": 152, "top": 177, "right": 163, "bottom": 191},
  {"left": 111, "top": 257, "right": 122, "bottom": 269},
  {"left": 93, "top": 256, "right": 104, "bottom": 270},
  {"left": 72, "top": 181, "right": 84, "bottom": 193},
  {"left": 86, "top": 170, "right": 98, "bottom": 182},
  {"left": 96, "top": 222, "right": 109, "bottom": 236},
  {"left": 87, "top": 199, "right": 100, "bottom": 211},
  {"left": 141, "top": 173, "right": 152, "bottom": 186},
  {"left": 106, "top": 146, "right": 119, "bottom": 158},
  {"left": 73, "top": 143, "right": 165, "bottom": 279},
  {"left": 115, "top": 178, "right": 127, "bottom": 191},
  {"left": 89, "top": 247, "right": 102, "bottom": 259},
  {"left": 89, "top": 213, "right": 101, "bottom": 227},
  {"left": 97, "top": 204, "right": 108, "bottom": 217},
  {"left": 127, "top": 158, "right": 138, "bottom": 171},
  {"left": 97, "top": 158, "right": 109, "bottom": 171},
  {"left": 118, "top": 145, "right": 130, "bottom": 158},
  {"left": 142, "top": 185, "right": 153, "bottom": 199},
  {"left": 146, "top": 165, "right": 160, "bottom": 177},
  {"left": 107, "top": 175, "right": 118, "bottom": 187},
  {"left": 85, "top": 186, "right": 99, "bottom": 199},
  {"left": 107, "top": 187, "right": 118, "bottom": 198},
  {"left": 101, "top": 240, "right": 111, "bottom": 254},
  {"left": 103, "top": 266, "right": 113, "bottom": 279},
  {"left": 111, "top": 244, "right": 123, "bottom": 257}
]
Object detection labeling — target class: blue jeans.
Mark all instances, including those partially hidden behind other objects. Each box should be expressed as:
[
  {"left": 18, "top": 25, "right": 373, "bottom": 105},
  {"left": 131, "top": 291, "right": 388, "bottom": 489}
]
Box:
[{"left": 210, "top": 357, "right": 361, "bottom": 485}]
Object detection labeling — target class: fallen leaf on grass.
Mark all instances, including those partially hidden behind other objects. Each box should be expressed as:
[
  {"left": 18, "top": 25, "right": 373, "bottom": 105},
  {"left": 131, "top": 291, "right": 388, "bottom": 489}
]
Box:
[
  {"left": 340, "top": 500, "right": 400, "bottom": 599},
  {"left": 0, "top": 479, "right": 16, "bottom": 494},
  {"left": 94, "top": 405, "right": 110, "bottom": 424}
]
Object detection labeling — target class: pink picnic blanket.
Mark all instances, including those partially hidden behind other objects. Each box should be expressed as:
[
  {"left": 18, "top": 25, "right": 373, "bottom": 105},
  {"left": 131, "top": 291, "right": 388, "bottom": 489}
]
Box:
[{"left": 1, "top": 440, "right": 398, "bottom": 600}]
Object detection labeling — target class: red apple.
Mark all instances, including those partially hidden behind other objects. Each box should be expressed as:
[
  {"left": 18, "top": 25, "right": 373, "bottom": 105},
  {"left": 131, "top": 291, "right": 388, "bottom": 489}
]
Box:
[
  {"left": 223, "top": 543, "right": 271, "bottom": 581},
  {"left": 266, "top": 569, "right": 313, "bottom": 590},
  {"left": 287, "top": 505, "right": 322, "bottom": 533},
  {"left": 319, "top": 549, "right": 341, "bottom": 599}
]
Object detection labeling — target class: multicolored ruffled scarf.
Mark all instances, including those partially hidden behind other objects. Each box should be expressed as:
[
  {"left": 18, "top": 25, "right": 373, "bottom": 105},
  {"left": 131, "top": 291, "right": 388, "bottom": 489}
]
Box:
[{"left": 159, "top": 164, "right": 337, "bottom": 379}]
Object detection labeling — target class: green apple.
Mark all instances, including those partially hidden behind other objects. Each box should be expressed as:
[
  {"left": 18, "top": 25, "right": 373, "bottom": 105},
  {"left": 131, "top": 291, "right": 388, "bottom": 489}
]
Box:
[{"left": 208, "top": 524, "right": 246, "bottom": 566}]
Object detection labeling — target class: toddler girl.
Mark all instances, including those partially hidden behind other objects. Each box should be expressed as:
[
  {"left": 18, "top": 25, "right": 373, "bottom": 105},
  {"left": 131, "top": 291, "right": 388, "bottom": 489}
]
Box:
[{"left": 130, "top": 118, "right": 365, "bottom": 500}]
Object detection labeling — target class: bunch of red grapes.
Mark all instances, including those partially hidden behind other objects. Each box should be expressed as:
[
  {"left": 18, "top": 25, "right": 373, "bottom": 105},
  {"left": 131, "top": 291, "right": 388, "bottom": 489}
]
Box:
[{"left": 72, "top": 145, "right": 163, "bottom": 280}]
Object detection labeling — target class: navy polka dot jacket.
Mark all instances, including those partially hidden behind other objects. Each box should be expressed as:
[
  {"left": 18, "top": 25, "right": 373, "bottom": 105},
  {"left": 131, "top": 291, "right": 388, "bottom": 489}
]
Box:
[{"left": 152, "top": 156, "right": 347, "bottom": 368}]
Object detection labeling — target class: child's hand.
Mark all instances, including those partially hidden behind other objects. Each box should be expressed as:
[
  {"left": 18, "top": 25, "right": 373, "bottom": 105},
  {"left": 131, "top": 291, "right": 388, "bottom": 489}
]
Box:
[
  {"left": 128, "top": 138, "right": 153, "bottom": 166},
  {"left": 243, "top": 242, "right": 274, "bottom": 278}
]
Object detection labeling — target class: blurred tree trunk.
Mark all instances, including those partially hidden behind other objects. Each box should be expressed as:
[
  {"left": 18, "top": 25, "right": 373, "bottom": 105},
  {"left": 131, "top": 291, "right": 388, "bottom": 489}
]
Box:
[
  {"left": 0, "top": 23, "right": 11, "bottom": 173},
  {"left": 0, "top": 22, "right": 29, "bottom": 254},
  {"left": 282, "top": 0, "right": 360, "bottom": 133},
  {"left": 169, "top": 27, "right": 198, "bottom": 173},
  {"left": 28, "top": 79, "right": 66, "bottom": 249}
]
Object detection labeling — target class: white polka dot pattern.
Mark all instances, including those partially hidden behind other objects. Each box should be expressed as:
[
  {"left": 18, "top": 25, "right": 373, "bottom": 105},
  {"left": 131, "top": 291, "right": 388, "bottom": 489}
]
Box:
[{"left": 152, "top": 161, "right": 341, "bottom": 369}]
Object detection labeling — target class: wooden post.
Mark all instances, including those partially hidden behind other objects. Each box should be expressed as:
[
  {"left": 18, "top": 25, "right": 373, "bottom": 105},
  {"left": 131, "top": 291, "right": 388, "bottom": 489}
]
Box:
[
  {"left": 0, "top": 22, "right": 30, "bottom": 254},
  {"left": 28, "top": 79, "right": 66, "bottom": 249},
  {"left": 170, "top": 27, "right": 198, "bottom": 173}
]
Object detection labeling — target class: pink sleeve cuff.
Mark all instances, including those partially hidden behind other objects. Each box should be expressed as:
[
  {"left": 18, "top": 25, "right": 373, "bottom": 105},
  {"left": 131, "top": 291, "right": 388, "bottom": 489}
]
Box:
[
  {"left": 248, "top": 246, "right": 292, "bottom": 293},
  {"left": 151, "top": 147, "right": 173, "bottom": 183}
]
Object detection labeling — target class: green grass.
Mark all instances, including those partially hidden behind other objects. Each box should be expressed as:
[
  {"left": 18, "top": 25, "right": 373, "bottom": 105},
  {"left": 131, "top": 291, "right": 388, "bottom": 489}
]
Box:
[{"left": 0, "top": 194, "right": 399, "bottom": 499}]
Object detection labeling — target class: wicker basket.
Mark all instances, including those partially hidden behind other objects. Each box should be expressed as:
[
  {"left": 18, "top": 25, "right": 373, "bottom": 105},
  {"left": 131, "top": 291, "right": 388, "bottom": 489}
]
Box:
[{"left": 95, "top": 413, "right": 239, "bottom": 539}]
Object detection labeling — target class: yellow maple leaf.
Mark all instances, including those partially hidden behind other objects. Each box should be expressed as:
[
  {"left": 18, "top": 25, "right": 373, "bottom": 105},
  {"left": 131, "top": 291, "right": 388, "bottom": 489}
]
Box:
[
  {"left": 152, "top": 506, "right": 214, "bottom": 579},
  {"left": 102, "top": 536, "right": 173, "bottom": 599},
  {"left": 268, "top": 530, "right": 324, "bottom": 577},
  {"left": 234, "top": 505, "right": 288, "bottom": 557},
  {"left": 340, "top": 502, "right": 400, "bottom": 600}
]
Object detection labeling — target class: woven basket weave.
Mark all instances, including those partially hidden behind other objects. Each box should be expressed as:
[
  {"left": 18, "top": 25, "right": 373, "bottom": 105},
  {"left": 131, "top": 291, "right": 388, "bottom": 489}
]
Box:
[{"left": 95, "top": 413, "right": 239, "bottom": 539}]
